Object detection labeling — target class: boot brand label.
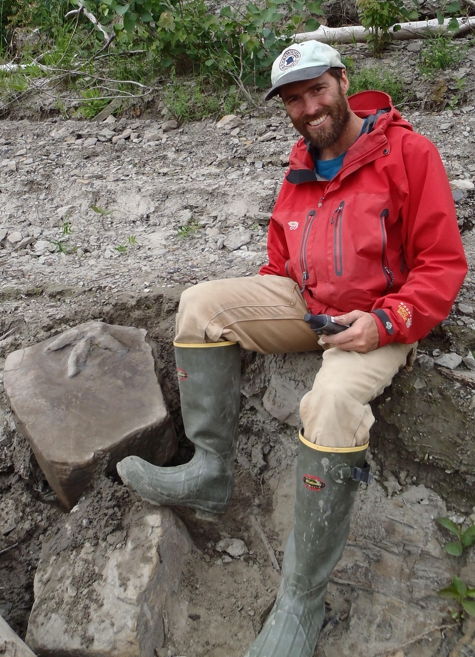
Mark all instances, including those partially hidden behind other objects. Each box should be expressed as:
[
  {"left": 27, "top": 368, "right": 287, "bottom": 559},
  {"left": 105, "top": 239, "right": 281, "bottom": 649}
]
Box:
[
  {"left": 177, "top": 368, "right": 188, "bottom": 381},
  {"left": 303, "top": 475, "right": 326, "bottom": 491}
]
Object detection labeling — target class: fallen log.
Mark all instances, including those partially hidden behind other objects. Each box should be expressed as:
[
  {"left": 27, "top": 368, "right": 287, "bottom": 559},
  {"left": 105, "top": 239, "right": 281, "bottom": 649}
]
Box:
[{"left": 295, "top": 15, "right": 475, "bottom": 43}]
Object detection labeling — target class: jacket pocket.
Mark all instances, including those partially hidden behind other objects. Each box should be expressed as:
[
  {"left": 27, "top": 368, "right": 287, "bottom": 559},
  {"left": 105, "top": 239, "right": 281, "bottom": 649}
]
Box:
[
  {"left": 299, "top": 209, "right": 317, "bottom": 292},
  {"left": 326, "top": 194, "right": 401, "bottom": 306},
  {"left": 331, "top": 201, "right": 345, "bottom": 277},
  {"left": 380, "top": 209, "right": 394, "bottom": 289}
]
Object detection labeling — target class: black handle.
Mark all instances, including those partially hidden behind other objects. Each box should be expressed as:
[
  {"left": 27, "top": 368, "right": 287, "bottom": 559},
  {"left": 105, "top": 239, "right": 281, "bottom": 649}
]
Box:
[{"left": 304, "top": 313, "right": 350, "bottom": 335}]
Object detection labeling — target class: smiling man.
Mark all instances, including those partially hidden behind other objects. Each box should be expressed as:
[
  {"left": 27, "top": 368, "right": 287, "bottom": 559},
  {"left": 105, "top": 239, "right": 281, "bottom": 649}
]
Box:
[
  {"left": 117, "top": 41, "right": 467, "bottom": 657},
  {"left": 280, "top": 73, "right": 357, "bottom": 154}
]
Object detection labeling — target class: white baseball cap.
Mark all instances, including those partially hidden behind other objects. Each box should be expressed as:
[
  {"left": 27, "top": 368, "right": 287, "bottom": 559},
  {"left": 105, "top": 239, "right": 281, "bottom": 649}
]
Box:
[{"left": 265, "top": 40, "right": 345, "bottom": 101}]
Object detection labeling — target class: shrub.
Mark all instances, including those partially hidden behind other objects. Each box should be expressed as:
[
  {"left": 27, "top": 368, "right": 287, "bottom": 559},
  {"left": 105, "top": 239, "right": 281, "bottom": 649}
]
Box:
[
  {"left": 349, "top": 67, "right": 405, "bottom": 105},
  {"left": 419, "top": 36, "right": 467, "bottom": 75},
  {"left": 162, "top": 77, "right": 241, "bottom": 122},
  {"left": 75, "top": 0, "right": 324, "bottom": 89}
]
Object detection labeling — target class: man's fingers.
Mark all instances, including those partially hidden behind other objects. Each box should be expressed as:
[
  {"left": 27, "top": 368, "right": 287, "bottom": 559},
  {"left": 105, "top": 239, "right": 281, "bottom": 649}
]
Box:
[
  {"left": 321, "top": 312, "right": 379, "bottom": 353},
  {"left": 334, "top": 310, "right": 363, "bottom": 325}
]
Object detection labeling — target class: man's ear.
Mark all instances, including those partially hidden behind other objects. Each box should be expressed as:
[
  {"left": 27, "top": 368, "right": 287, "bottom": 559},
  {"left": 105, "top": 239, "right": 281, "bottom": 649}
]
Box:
[{"left": 340, "top": 69, "right": 350, "bottom": 95}]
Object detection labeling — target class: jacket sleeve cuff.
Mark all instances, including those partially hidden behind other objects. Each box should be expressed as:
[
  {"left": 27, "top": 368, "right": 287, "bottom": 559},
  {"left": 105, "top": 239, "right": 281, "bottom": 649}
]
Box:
[{"left": 371, "top": 309, "right": 396, "bottom": 347}]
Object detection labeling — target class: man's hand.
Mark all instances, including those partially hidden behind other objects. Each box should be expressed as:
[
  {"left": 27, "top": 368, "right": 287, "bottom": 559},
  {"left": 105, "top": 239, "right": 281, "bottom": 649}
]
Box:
[{"left": 320, "top": 310, "right": 379, "bottom": 353}]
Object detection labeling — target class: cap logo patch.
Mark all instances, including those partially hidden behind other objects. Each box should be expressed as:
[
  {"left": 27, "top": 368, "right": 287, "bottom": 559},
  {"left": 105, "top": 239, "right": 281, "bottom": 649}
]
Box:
[
  {"left": 303, "top": 474, "right": 326, "bottom": 491},
  {"left": 279, "top": 49, "right": 301, "bottom": 71},
  {"left": 177, "top": 367, "right": 188, "bottom": 381}
]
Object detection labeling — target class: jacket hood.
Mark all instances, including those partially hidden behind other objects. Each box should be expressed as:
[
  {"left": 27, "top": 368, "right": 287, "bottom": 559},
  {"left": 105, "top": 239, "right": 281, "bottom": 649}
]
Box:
[
  {"left": 348, "top": 89, "right": 392, "bottom": 113},
  {"left": 288, "top": 90, "right": 413, "bottom": 175}
]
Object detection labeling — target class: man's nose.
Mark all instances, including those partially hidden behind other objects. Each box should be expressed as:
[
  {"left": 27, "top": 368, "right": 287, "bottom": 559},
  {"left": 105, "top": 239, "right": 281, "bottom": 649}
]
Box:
[{"left": 302, "top": 94, "right": 320, "bottom": 116}]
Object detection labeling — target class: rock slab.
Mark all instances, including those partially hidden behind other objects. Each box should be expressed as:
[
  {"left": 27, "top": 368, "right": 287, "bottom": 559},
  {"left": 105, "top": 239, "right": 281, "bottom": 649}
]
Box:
[
  {"left": 0, "top": 615, "right": 37, "bottom": 656},
  {"left": 26, "top": 500, "right": 191, "bottom": 657},
  {"left": 4, "top": 321, "right": 177, "bottom": 509}
]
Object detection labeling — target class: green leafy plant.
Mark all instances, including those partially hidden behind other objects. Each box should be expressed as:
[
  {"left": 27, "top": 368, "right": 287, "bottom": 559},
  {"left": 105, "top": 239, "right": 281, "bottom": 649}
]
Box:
[
  {"left": 349, "top": 67, "right": 405, "bottom": 105},
  {"left": 51, "top": 240, "right": 77, "bottom": 254},
  {"left": 90, "top": 205, "right": 115, "bottom": 216},
  {"left": 419, "top": 36, "right": 466, "bottom": 75},
  {"left": 446, "top": 78, "right": 465, "bottom": 110},
  {"left": 176, "top": 218, "right": 200, "bottom": 238},
  {"left": 0, "top": 71, "right": 29, "bottom": 93},
  {"left": 0, "top": 0, "right": 15, "bottom": 51},
  {"left": 356, "top": 0, "right": 418, "bottom": 54},
  {"left": 162, "top": 76, "right": 242, "bottom": 122},
  {"left": 1, "top": 0, "right": 76, "bottom": 54},
  {"left": 163, "top": 78, "right": 220, "bottom": 121},
  {"left": 75, "top": 0, "right": 323, "bottom": 91},
  {"left": 0, "top": 0, "right": 466, "bottom": 121},
  {"left": 50, "top": 215, "right": 77, "bottom": 254},
  {"left": 341, "top": 56, "right": 355, "bottom": 73},
  {"left": 55, "top": 98, "right": 69, "bottom": 118},
  {"left": 438, "top": 575, "right": 475, "bottom": 619},
  {"left": 437, "top": 516, "right": 475, "bottom": 556},
  {"left": 114, "top": 235, "right": 137, "bottom": 253},
  {"left": 77, "top": 88, "right": 109, "bottom": 119},
  {"left": 436, "top": 515, "right": 475, "bottom": 621},
  {"left": 62, "top": 220, "right": 73, "bottom": 236},
  {"left": 435, "top": 0, "right": 463, "bottom": 31}
]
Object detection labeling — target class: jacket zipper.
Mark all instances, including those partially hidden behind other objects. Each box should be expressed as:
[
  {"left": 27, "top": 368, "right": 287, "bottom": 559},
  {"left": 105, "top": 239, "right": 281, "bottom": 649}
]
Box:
[
  {"left": 331, "top": 201, "right": 345, "bottom": 276},
  {"left": 380, "top": 208, "right": 394, "bottom": 288},
  {"left": 299, "top": 209, "right": 316, "bottom": 293}
]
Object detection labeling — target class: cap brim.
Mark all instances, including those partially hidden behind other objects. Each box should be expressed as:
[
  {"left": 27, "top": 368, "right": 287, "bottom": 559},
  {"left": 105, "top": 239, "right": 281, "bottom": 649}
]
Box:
[{"left": 264, "top": 65, "right": 330, "bottom": 101}]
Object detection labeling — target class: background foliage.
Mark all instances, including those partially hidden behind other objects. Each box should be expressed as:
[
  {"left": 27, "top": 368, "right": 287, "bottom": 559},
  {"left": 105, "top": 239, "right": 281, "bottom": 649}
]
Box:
[{"left": 0, "top": 0, "right": 470, "bottom": 118}]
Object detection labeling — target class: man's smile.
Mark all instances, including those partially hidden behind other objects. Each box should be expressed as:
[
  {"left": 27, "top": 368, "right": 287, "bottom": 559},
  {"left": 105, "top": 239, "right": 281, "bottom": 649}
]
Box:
[{"left": 307, "top": 115, "right": 328, "bottom": 127}]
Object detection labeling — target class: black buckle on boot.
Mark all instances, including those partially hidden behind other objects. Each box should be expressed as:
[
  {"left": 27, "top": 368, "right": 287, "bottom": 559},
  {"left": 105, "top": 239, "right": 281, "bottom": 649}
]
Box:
[
  {"left": 350, "top": 462, "right": 373, "bottom": 485},
  {"left": 330, "top": 461, "right": 373, "bottom": 485}
]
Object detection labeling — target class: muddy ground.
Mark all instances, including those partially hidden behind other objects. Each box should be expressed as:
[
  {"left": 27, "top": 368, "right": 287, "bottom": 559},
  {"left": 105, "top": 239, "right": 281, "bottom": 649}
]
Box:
[{"left": 1, "top": 35, "right": 475, "bottom": 656}]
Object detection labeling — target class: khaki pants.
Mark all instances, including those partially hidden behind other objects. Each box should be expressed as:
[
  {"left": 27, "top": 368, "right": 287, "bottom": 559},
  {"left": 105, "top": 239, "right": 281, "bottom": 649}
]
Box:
[{"left": 175, "top": 275, "right": 416, "bottom": 449}]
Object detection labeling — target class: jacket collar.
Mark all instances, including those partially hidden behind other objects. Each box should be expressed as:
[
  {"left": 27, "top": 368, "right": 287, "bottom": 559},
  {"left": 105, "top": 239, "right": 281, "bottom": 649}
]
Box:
[{"left": 285, "top": 90, "right": 411, "bottom": 186}]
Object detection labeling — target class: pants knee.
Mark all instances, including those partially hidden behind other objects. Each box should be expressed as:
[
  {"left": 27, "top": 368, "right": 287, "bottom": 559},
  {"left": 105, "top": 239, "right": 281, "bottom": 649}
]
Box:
[
  {"left": 176, "top": 281, "right": 227, "bottom": 343},
  {"left": 300, "top": 381, "right": 373, "bottom": 448}
]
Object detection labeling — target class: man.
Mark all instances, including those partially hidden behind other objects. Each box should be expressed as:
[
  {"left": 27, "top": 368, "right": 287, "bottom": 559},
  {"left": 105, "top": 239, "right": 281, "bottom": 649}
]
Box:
[{"left": 117, "top": 41, "right": 467, "bottom": 657}]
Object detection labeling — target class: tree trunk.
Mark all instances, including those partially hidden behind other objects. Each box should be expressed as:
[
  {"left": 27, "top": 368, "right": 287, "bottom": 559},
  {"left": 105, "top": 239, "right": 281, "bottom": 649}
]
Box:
[{"left": 295, "top": 16, "right": 475, "bottom": 43}]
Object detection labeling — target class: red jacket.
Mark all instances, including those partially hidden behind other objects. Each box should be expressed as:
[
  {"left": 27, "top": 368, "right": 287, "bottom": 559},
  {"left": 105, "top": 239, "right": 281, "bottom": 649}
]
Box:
[{"left": 259, "top": 90, "right": 467, "bottom": 346}]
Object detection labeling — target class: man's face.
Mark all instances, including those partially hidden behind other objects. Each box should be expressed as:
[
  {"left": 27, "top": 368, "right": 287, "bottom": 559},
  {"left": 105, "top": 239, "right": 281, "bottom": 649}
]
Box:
[{"left": 280, "top": 71, "right": 351, "bottom": 151}]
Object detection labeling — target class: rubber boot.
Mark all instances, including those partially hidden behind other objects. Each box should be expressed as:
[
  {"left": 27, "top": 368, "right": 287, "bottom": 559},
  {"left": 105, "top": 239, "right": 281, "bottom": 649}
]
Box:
[
  {"left": 245, "top": 432, "right": 371, "bottom": 657},
  {"left": 117, "top": 341, "right": 241, "bottom": 521}
]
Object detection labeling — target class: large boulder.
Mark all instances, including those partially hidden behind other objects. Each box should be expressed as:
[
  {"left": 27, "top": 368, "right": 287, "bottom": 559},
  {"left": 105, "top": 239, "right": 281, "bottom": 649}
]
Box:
[
  {"left": 26, "top": 480, "right": 191, "bottom": 657},
  {"left": 4, "top": 321, "right": 177, "bottom": 509}
]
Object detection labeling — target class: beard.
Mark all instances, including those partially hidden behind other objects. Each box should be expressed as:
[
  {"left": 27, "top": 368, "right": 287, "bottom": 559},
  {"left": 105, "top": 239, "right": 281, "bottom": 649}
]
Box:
[{"left": 294, "top": 87, "right": 351, "bottom": 151}]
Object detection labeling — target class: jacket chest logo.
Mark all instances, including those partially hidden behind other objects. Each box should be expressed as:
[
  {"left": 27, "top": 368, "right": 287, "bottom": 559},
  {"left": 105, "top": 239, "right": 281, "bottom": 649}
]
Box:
[{"left": 288, "top": 221, "right": 299, "bottom": 230}]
